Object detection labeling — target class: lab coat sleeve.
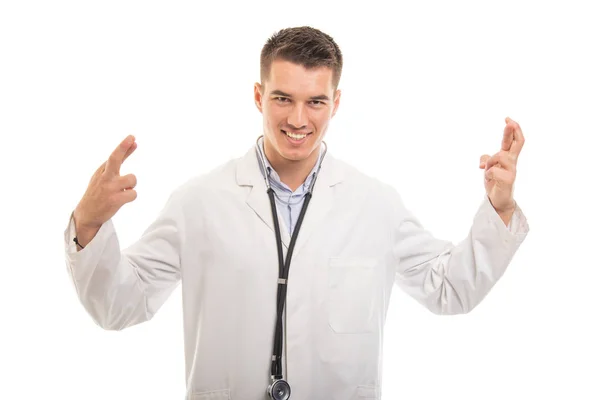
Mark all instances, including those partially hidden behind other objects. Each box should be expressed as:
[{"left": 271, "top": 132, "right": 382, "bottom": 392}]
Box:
[
  {"left": 392, "top": 193, "right": 529, "bottom": 315},
  {"left": 63, "top": 187, "right": 185, "bottom": 330}
]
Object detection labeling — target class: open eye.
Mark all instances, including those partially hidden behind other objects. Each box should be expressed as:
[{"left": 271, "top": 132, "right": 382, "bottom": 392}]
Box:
[
  {"left": 309, "top": 100, "right": 325, "bottom": 106},
  {"left": 274, "top": 97, "right": 291, "bottom": 103}
]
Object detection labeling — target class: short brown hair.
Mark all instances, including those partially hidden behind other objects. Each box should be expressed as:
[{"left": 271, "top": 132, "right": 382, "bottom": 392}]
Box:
[{"left": 260, "top": 26, "right": 343, "bottom": 89}]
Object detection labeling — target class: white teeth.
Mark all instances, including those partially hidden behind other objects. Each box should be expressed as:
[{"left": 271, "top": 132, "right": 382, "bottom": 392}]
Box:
[{"left": 284, "top": 130, "right": 308, "bottom": 140}]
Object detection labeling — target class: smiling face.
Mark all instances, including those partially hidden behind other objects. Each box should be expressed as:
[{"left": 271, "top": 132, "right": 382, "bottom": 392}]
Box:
[{"left": 254, "top": 59, "right": 341, "bottom": 169}]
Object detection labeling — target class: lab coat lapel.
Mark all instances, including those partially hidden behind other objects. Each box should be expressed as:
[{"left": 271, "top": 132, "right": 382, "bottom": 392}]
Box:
[
  {"left": 238, "top": 147, "right": 291, "bottom": 249},
  {"left": 236, "top": 145, "right": 343, "bottom": 254},
  {"left": 290, "top": 153, "right": 340, "bottom": 259}
]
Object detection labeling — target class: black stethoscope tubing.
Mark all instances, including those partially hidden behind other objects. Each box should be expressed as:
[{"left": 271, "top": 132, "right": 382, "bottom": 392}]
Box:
[{"left": 255, "top": 136, "right": 327, "bottom": 397}]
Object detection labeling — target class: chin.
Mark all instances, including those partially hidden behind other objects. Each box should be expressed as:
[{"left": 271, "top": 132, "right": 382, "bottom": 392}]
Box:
[{"left": 278, "top": 144, "right": 316, "bottom": 163}]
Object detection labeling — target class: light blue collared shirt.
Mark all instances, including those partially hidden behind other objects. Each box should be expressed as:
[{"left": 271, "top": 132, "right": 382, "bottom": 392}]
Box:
[{"left": 256, "top": 137, "right": 323, "bottom": 235}]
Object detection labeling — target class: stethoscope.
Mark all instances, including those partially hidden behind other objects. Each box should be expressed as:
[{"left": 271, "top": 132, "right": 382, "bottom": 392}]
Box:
[{"left": 254, "top": 135, "right": 328, "bottom": 400}]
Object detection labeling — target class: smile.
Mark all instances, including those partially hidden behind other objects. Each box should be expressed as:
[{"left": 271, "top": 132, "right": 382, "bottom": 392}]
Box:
[{"left": 281, "top": 130, "right": 311, "bottom": 140}]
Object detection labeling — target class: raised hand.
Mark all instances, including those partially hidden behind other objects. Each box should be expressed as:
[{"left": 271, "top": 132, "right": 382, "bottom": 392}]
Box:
[
  {"left": 73, "top": 135, "right": 138, "bottom": 244},
  {"left": 479, "top": 117, "right": 525, "bottom": 217}
]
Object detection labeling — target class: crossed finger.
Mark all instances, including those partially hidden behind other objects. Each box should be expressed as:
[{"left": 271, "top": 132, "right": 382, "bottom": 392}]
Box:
[
  {"left": 484, "top": 164, "right": 513, "bottom": 183},
  {"left": 117, "top": 173, "right": 137, "bottom": 190},
  {"left": 502, "top": 117, "right": 525, "bottom": 157},
  {"left": 483, "top": 152, "right": 516, "bottom": 172}
]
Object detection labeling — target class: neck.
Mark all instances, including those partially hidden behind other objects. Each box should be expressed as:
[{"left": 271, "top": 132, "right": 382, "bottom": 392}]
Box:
[{"left": 264, "top": 144, "right": 320, "bottom": 192}]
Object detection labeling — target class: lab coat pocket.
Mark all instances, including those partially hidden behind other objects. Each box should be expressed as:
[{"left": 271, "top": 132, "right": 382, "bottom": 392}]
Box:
[
  {"left": 328, "top": 257, "right": 378, "bottom": 334},
  {"left": 357, "top": 384, "right": 379, "bottom": 398},
  {"left": 190, "top": 388, "right": 230, "bottom": 399}
]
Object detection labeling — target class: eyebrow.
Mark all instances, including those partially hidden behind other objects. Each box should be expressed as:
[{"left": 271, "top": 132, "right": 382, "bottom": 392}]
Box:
[{"left": 270, "top": 90, "right": 330, "bottom": 101}]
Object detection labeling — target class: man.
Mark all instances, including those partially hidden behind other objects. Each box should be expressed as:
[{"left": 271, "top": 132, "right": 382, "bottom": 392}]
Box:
[{"left": 64, "top": 26, "right": 529, "bottom": 400}]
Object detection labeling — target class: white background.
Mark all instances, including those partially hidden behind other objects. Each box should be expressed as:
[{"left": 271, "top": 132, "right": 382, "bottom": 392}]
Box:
[{"left": 1, "top": 0, "right": 599, "bottom": 399}]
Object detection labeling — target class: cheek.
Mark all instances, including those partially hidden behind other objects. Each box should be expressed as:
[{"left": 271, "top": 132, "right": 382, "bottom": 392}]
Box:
[
  {"left": 262, "top": 106, "right": 273, "bottom": 127},
  {"left": 311, "top": 111, "right": 330, "bottom": 130},
  {"left": 266, "top": 107, "right": 285, "bottom": 130}
]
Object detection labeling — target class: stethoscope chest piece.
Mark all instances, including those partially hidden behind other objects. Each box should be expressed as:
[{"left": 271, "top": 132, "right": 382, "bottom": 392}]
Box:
[{"left": 267, "top": 378, "right": 291, "bottom": 400}]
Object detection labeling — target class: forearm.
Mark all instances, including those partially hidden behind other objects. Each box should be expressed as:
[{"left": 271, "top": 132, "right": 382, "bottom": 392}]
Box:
[
  {"left": 64, "top": 215, "right": 149, "bottom": 330},
  {"left": 73, "top": 222, "right": 101, "bottom": 250},
  {"left": 395, "top": 195, "right": 528, "bottom": 315},
  {"left": 64, "top": 187, "right": 185, "bottom": 330},
  {"left": 488, "top": 196, "right": 516, "bottom": 227},
  {"left": 72, "top": 208, "right": 101, "bottom": 250},
  {"left": 497, "top": 207, "right": 515, "bottom": 227}
]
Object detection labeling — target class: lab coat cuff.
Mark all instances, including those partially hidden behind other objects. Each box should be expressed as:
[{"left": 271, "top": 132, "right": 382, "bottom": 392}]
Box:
[
  {"left": 479, "top": 194, "right": 529, "bottom": 252},
  {"left": 63, "top": 211, "right": 115, "bottom": 276}
]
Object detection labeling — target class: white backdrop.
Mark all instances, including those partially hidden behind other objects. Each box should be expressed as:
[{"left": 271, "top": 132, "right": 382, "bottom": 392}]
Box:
[{"left": 1, "top": 0, "right": 599, "bottom": 399}]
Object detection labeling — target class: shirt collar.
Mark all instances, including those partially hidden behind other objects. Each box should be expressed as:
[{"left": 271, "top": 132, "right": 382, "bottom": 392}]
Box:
[{"left": 256, "top": 136, "right": 323, "bottom": 192}]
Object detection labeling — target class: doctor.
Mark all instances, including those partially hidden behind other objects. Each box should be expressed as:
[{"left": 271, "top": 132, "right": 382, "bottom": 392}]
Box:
[{"left": 64, "top": 26, "right": 529, "bottom": 399}]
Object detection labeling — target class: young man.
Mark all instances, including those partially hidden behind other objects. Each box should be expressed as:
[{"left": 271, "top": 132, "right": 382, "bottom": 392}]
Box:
[{"left": 65, "top": 26, "right": 528, "bottom": 400}]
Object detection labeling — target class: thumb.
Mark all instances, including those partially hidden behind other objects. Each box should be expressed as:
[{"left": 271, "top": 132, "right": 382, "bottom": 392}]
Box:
[{"left": 479, "top": 154, "right": 491, "bottom": 169}]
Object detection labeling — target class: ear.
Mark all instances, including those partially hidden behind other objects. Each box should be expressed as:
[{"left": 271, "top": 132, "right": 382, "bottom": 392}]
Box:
[
  {"left": 254, "top": 82, "right": 263, "bottom": 113},
  {"left": 331, "top": 89, "right": 341, "bottom": 118}
]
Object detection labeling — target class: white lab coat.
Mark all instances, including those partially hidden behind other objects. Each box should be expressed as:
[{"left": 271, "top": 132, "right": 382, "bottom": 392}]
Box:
[{"left": 64, "top": 145, "right": 529, "bottom": 399}]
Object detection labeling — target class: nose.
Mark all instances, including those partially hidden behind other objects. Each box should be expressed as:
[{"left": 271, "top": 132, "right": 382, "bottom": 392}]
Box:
[{"left": 287, "top": 103, "right": 308, "bottom": 130}]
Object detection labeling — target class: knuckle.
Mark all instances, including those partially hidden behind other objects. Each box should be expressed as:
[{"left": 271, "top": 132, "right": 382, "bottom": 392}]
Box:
[{"left": 99, "top": 169, "right": 113, "bottom": 181}]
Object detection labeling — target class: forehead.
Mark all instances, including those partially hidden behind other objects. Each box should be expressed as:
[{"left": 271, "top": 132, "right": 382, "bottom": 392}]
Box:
[{"left": 265, "top": 59, "right": 334, "bottom": 96}]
